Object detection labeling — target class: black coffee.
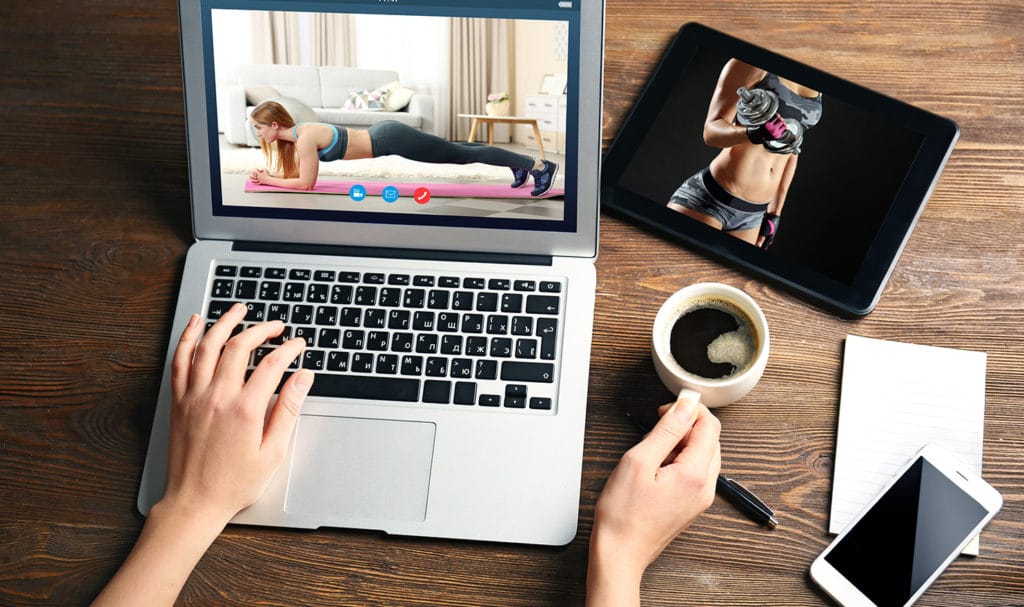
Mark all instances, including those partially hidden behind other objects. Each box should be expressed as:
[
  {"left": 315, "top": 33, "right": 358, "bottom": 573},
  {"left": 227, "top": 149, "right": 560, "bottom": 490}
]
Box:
[{"left": 669, "top": 300, "right": 757, "bottom": 379}]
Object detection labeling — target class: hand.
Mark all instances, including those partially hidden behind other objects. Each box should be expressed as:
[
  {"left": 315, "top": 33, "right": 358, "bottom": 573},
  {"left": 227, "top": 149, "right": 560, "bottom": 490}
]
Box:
[
  {"left": 757, "top": 212, "right": 781, "bottom": 249},
  {"left": 746, "top": 114, "right": 792, "bottom": 144},
  {"left": 160, "top": 303, "right": 312, "bottom": 527},
  {"left": 93, "top": 305, "right": 313, "bottom": 607},
  {"left": 587, "top": 394, "right": 721, "bottom": 605},
  {"left": 249, "top": 168, "right": 268, "bottom": 184}
]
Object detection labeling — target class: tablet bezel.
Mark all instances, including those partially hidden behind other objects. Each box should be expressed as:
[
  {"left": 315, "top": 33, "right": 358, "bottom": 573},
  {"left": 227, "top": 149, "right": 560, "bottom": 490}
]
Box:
[{"left": 601, "top": 23, "right": 959, "bottom": 317}]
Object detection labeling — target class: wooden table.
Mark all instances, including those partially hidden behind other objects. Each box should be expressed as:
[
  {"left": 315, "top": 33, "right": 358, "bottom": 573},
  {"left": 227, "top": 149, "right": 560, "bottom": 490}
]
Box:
[
  {"left": 1, "top": 2, "right": 1022, "bottom": 606},
  {"left": 459, "top": 113, "right": 547, "bottom": 159}
]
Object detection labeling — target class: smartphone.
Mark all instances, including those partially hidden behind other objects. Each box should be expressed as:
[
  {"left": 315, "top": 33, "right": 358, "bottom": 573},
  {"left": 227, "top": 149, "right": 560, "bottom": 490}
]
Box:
[{"left": 810, "top": 444, "right": 1002, "bottom": 606}]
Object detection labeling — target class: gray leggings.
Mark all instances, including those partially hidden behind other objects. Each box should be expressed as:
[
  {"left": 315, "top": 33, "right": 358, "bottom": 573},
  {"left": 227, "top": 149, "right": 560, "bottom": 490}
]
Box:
[
  {"left": 668, "top": 168, "right": 768, "bottom": 231},
  {"left": 369, "top": 120, "right": 534, "bottom": 170}
]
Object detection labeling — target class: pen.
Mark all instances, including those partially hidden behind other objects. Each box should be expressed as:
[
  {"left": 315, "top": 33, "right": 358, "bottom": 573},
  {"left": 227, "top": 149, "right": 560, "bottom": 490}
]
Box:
[{"left": 625, "top": 412, "right": 779, "bottom": 529}]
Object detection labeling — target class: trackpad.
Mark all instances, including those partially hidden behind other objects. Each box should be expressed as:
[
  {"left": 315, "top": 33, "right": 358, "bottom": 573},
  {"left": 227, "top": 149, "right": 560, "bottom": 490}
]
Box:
[{"left": 285, "top": 416, "right": 435, "bottom": 522}]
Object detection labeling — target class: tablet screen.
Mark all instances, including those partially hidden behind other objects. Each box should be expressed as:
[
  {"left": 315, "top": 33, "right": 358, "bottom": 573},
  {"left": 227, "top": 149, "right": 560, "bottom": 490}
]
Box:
[{"left": 602, "top": 24, "right": 958, "bottom": 316}]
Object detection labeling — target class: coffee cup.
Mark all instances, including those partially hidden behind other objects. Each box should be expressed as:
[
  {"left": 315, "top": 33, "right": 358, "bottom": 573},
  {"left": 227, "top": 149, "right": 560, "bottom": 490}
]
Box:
[{"left": 651, "top": 283, "right": 769, "bottom": 408}]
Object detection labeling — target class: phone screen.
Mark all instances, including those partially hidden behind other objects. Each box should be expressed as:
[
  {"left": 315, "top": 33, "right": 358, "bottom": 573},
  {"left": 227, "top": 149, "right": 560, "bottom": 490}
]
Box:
[{"left": 824, "top": 457, "right": 988, "bottom": 606}]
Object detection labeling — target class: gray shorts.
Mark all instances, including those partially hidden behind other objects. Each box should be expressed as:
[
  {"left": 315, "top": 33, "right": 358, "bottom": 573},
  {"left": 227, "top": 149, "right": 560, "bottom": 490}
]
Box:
[{"left": 668, "top": 168, "right": 768, "bottom": 231}]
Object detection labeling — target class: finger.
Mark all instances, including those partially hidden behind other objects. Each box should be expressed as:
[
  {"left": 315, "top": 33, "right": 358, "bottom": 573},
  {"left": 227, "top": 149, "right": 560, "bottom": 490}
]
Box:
[
  {"left": 261, "top": 368, "right": 313, "bottom": 462},
  {"left": 170, "top": 313, "right": 203, "bottom": 402},
  {"left": 213, "top": 320, "right": 286, "bottom": 387},
  {"left": 669, "top": 404, "right": 722, "bottom": 475},
  {"left": 242, "top": 337, "right": 307, "bottom": 400},
  {"left": 629, "top": 392, "right": 701, "bottom": 470},
  {"left": 190, "top": 302, "right": 247, "bottom": 390}
]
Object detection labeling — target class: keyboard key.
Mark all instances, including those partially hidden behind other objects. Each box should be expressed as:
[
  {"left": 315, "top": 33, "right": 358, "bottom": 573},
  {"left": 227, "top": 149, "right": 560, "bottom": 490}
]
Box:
[
  {"left": 511, "top": 316, "right": 533, "bottom": 336},
  {"left": 440, "top": 335, "right": 463, "bottom": 355},
  {"left": 314, "top": 270, "right": 335, "bottom": 282},
  {"left": 379, "top": 287, "right": 401, "bottom": 307},
  {"left": 363, "top": 308, "right": 386, "bottom": 328},
  {"left": 488, "top": 279, "right": 511, "bottom": 290},
  {"left": 351, "top": 353, "right": 374, "bottom": 373},
  {"left": 486, "top": 315, "right": 509, "bottom": 335},
  {"left": 466, "top": 336, "right": 488, "bottom": 356},
  {"left": 307, "top": 284, "right": 329, "bottom": 303},
  {"left": 500, "top": 294, "right": 523, "bottom": 313},
  {"left": 423, "top": 380, "right": 451, "bottom": 404},
  {"left": 338, "top": 271, "right": 360, "bottom": 283},
  {"left": 388, "top": 310, "right": 410, "bottom": 330},
  {"left": 317, "top": 329, "right": 340, "bottom": 349},
  {"left": 515, "top": 338, "right": 538, "bottom": 359},
  {"left": 268, "top": 303, "right": 289, "bottom": 322},
  {"left": 212, "top": 279, "right": 234, "bottom": 298},
  {"left": 490, "top": 337, "right": 513, "bottom": 358},
  {"left": 439, "top": 276, "right": 460, "bottom": 288},
  {"left": 243, "top": 302, "right": 265, "bottom": 322},
  {"left": 302, "top": 350, "right": 325, "bottom": 371},
  {"left": 339, "top": 307, "right": 362, "bottom": 327},
  {"left": 342, "top": 330, "right": 365, "bottom": 349},
  {"left": 215, "top": 265, "right": 237, "bottom": 277},
  {"left": 400, "top": 355, "right": 423, "bottom": 376},
  {"left": 425, "top": 357, "right": 447, "bottom": 376},
  {"left": 289, "top": 269, "right": 311, "bottom": 280},
  {"left": 326, "top": 351, "right": 349, "bottom": 372},
  {"left": 294, "top": 326, "right": 316, "bottom": 347},
  {"left": 461, "top": 314, "right": 484, "bottom": 333},
  {"left": 315, "top": 306, "right": 338, "bottom": 326},
  {"left": 513, "top": 280, "right": 536, "bottom": 291},
  {"left": 416, "top": 334, "right": 438, "bottom": 354},
  {"left": 479, "top": 394, "right": 500, "bottom": 407},
  {"left": 427, "top": 290, "right": 449, "bottom": 309},
  {"left": 376, "top": 354, "right": 399, "bottom": 374},
  {"left": 505, "top": 396, "right": 526, "bottom": 409},
  {"left": 367, "top": 331, "right": 389, "bottom": 351},
  {"left": 291, "top": 305, "right": 313, "bottom": 325},
  {"left": 476, "top": 292, "right": 498, "bottom": 312},
  {"left": 540, "top": 281, "right": 562, "bottom": 293},
  {"left": 529, "top": 397, "right": 552, "bottom": 410},
  {"left": 464, "top": 277, "right": 485, "bottom": 289},
  {"left": 282, "top": 372, "right": 419, "bottom": 402},
  {"left": 403, "top": 289, "right": 425, "bottom": 308},
  {"left": 454, "top": 382, "right": 477, "bottom": 405},
  {"left": 241, "top": 266, "right": 262, "bottom": 278},
  {"left": 259, "top": 281, "right": 281, "bottom": 300},
  {"left": 265, "top": 268, "right": 287, "bottom": 279},
  {"left": 437, "top": 312, "right": 460, "bottom": 332},
  {"left": 283, "top": 283, "right": 305, "bottom": 302},
  {"left": 452, "top": 291, "right": 474, "bottom": 310},
  {"left": 413, "top": 275, "right": 435, "bottom": 287},
  {"left": 506, "top": 384, "right": 527, "bottom": 397},
  {"left": 355, "top": 286, "right": 377, "bottom": 306},
  {"left": 526, "top": 295, "right": 560, "bottom": 315},
  {"left": 450, "top": 358, "right": 473, "bottom": 378},
  {"left": 538, "top": 318, "right": 558, "bottom": 360},
  {"left": 501, "top": 361, "right": 555, "bottom": 383},
  {"left": 475, "top": 359, "right": 498, "bottom": 380},
  {"left": 391, "top": 332, "right": 414, "bottom": 352},
  {"left": 412, "top": 311, "right": 435, "bottom": 331},
  {"left": 235, "top": 280, "right": 258, "bottom": 300},
  {"left": 331, "top": 285, "right": 353, "bottom": 304},
  {"left": 363, "top": 273, "right": 385, "bottom": 284},
  {"left": 388, "top": 274, "right": 410, "bottom": 285}
]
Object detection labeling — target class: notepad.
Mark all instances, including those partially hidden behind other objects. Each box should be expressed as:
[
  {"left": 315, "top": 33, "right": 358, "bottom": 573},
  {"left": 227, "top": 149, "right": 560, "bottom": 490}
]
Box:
[{"left": 829, "top": 334, "right": 987, "bottom": 555}]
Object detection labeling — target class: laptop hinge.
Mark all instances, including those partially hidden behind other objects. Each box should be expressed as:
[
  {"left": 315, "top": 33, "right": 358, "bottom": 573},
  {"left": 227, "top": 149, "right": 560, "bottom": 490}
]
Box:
[{"left": 232, "top": 241, "right": 554, "bottom": 266}]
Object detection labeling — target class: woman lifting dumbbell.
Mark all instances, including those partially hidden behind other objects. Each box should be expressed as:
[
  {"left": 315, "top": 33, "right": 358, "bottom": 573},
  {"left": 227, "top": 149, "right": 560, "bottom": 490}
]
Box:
[
  {"left": 247, "top": 101, "right": 558, "bottom": 197},
  {"left": 667, "top": 59, "right": 821, "bottom": 248}
]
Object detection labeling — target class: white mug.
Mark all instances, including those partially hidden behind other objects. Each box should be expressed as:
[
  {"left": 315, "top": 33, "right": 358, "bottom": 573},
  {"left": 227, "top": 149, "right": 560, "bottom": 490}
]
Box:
[{"left": 651, "top": 283, "right": 770, "bottom": 408}]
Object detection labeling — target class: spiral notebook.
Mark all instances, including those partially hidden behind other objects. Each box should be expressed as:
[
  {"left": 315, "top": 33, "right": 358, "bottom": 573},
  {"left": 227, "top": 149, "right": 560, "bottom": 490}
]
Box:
[{"left": 829, "top": 335, "right": 987, "bottom": 555}]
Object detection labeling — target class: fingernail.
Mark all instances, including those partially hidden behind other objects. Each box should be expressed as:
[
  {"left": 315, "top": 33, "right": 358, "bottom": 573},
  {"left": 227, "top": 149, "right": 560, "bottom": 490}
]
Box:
[
  {"left": 292, "top": 369, "right": 314, "bottom": 395},
  {"left": 187, "top": 313, "right": 199, "bottom": 328}
]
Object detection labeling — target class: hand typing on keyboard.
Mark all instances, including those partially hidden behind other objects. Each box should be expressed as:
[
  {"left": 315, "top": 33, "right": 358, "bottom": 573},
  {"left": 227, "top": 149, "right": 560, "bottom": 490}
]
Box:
[{"left": 94, "top": 302, "right": 313, "bottom": 607}]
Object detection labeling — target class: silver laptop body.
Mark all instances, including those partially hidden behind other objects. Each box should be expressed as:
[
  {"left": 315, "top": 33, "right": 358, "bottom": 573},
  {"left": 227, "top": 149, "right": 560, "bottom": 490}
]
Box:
[{"left": 138, "top": 0, "right": 604, "bottom": 546}]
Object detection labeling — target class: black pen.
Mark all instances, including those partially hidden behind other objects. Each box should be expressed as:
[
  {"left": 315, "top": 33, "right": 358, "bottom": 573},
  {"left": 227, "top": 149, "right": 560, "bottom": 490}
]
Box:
[{"left": 625, "top": 413, "right": 779, "bottom": 529}]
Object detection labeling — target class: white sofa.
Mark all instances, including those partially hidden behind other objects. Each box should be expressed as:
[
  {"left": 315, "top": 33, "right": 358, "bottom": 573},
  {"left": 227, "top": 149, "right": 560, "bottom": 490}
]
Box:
[{"left": 219, "top": 64, "right": 436, "bottom": 147}]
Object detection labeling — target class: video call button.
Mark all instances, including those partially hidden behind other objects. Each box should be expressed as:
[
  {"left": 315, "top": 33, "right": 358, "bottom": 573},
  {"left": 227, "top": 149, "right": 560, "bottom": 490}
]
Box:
[{"left": 349, "top": 184, "right": 367, "bottom": 202}]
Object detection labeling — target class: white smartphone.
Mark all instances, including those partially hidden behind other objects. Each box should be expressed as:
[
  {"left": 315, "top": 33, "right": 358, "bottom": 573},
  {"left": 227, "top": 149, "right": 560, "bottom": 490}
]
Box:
[{"left": 810, "top": 444, "right": 1002, "bottom": 606}]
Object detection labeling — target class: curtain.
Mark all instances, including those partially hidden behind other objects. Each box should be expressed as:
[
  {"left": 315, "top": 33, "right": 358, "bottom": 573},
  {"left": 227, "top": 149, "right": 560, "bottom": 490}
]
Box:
[
  {"left": 311, "top": 13, "right": 356, "bottom": 66},
  {"left": 251, "top": 11, "right": 301, "bottom": 64},
  {"left": 448, "top": 18, "right": 513, "bottom": 142}
]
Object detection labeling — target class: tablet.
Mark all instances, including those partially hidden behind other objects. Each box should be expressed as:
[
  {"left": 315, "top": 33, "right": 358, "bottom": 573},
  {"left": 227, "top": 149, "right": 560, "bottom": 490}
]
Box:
[{"left": 601, "top": 23, "right": 959, "bottom": 316}]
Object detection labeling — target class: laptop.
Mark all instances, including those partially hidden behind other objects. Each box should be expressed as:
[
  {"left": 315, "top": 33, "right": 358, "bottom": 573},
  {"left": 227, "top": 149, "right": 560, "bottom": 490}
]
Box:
[{"left": 137, "top": 0, "right": 604, "bottom": 546}]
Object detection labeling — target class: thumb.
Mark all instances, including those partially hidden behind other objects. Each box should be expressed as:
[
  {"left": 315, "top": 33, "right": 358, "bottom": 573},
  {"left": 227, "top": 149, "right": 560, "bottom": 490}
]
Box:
[
  {"left": 631, "top": 391, "right": 701, "bottom": 467},
  {"left": 262, "top": 369, "right": 313, "bottom": 459}
]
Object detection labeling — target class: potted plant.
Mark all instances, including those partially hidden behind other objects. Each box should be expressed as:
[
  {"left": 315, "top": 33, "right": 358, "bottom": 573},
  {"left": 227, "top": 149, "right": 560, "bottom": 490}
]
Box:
[{"left": 485, "top": 92, "right": 510, "bottom": 116}]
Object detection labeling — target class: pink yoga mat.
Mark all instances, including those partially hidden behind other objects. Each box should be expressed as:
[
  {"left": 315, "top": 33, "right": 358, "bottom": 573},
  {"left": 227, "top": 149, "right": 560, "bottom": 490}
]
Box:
[{"left": 245, "top": 180, "right": 564, "bottom": 199}]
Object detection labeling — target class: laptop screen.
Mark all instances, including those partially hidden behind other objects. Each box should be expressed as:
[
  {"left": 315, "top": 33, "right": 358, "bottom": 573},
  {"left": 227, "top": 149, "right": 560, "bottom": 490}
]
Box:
[{"left": 195, "top": 0, "right": 586, "bottom": 239}]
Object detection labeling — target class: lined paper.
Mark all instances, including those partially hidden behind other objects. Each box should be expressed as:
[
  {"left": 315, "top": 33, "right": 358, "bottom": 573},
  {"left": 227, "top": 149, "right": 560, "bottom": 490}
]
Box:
[{"left": 829, "top": 335, "right": 987, "bottom": 555}]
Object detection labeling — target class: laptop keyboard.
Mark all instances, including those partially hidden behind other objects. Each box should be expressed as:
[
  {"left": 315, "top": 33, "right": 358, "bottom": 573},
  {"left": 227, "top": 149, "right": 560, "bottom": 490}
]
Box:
[{"left": 206, "top": 263, "right": 563, "bottom": 412}]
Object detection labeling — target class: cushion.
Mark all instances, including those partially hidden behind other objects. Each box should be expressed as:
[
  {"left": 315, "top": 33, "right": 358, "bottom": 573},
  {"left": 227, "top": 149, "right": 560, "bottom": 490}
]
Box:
[
  {"left": 244, "top": 85, "right": 280, "bottom": 106},
  {"left": 344, "top": 89, "right": 387, "bottom": 111},
  {"left": 375, "top": 81, "right": 416, "bottom": 112},
  {"left": 269, "top": 96, "right": 317, "bottom": 124}
]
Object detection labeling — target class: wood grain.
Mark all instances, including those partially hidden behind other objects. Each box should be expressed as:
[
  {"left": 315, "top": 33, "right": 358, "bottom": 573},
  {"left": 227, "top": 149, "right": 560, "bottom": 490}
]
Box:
[{"left": 1, "top": 0, "right": 1022, "bottom": 605}]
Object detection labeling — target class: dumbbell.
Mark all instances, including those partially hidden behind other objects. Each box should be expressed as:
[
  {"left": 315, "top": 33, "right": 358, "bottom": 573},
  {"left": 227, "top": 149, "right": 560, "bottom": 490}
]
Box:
[{"left": 735, "top": 87, "right": 803, "bottom": 155}]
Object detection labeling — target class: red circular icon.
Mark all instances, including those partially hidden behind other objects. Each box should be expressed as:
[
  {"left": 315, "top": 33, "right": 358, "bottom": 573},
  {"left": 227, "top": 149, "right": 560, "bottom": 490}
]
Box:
[{"left": 413, "top": 187, "right": 431, "bottom": 204}]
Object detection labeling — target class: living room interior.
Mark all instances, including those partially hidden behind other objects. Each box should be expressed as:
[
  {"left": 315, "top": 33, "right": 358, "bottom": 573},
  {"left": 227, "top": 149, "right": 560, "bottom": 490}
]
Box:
[{"left": 212, "top": 9, "right": 569, "bottom": 218}]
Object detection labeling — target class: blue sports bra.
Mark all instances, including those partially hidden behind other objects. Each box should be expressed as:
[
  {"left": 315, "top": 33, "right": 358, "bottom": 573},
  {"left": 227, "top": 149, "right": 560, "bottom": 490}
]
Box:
[{"left": 294, "top": 123, "right": 348, "bottom": 162}]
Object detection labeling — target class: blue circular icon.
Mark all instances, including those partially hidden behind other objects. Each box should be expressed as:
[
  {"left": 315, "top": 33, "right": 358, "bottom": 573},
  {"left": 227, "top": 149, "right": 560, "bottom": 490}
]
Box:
[
  {"left": 349, "top": 184, "right": 367, "bottom": 202},
  {"left": 381, "top": 185, "right": 400, "bottom": 203}
]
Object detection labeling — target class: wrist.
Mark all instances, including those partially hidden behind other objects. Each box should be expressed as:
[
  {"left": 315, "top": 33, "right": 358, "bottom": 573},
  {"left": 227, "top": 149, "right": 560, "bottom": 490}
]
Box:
[
  {"left": 150, "top": 494, "right": 234, "bottom": 542},
  {"left": 586, "top": 529, "right": 645, "bottom": 607}
]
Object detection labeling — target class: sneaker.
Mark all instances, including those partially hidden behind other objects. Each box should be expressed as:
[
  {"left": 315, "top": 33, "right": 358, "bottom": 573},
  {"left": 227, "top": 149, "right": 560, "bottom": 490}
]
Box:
[
  {"left": 510, "top": 166, "right": 530, "bottom": 188},
  {"left": 530, "top": 160, "right": 558, "bottom": 197}
]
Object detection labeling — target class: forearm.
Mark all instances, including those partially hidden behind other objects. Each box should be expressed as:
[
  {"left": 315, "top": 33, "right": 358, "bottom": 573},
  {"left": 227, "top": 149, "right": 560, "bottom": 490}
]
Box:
[
  {"left": 702, "top": 119, "right": 749, "bottom": 149},
  {"left": 92, "top": 501, "right": 228, "bottom": 607},
  {"left": 262, "top": 173, "right": 315, "bottom": 190}
]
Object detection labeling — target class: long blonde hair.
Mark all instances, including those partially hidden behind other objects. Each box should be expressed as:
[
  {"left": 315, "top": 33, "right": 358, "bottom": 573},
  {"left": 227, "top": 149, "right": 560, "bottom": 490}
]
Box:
[{"left": 251, "top": 101, "right": 299, "bottom": 179}]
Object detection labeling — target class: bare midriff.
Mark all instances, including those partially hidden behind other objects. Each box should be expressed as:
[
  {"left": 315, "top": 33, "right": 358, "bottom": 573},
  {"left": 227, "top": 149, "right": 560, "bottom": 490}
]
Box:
[{"left": 709, "top": 144, "right": 788, "bottom": 204}]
